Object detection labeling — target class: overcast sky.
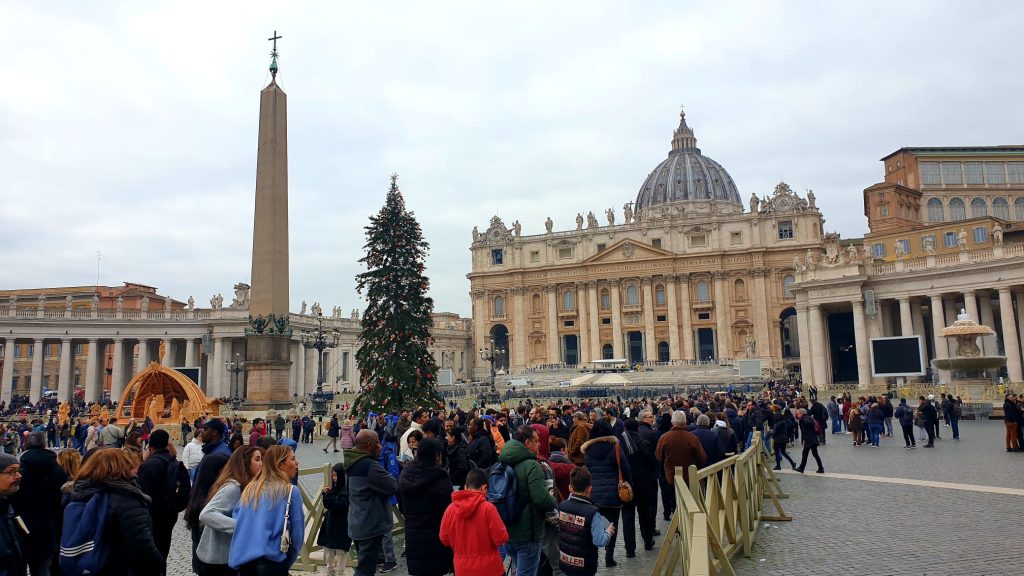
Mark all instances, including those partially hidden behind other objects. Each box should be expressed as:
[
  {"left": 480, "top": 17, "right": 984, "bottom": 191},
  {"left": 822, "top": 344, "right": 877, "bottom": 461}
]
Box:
[{"left": 2, "top": 1, "right": 1022, "bottom": 317}]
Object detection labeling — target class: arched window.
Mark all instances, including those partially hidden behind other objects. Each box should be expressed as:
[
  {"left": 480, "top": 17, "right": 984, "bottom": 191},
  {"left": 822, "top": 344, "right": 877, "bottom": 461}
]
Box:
[
  {"left": 696, "top": 280, "right": 710, "bottom": 302},
  {"left": 563, "top": 290, "right": 574, "bottom": 311},
  {"left": 600, "top": 289, "right": 610, "bottom": 309},
  {"left": 532, "top": 293, "right": 542, "bottom": 314},
  {"left": 657, "top": 341, "right": 669, "bottom": 362},
  {"left": 626, "top": 285, "right": 639, "bottom": 306},
  {"left": 927, "top": 198, "right": 944, "bottom": 222},
  {"left": 949, "top": 197, "right": 966, "bottom": 221},
  {"left": 971, "top": 197, "right": 988, "bottom": 218},
  {"left": 733, "top": 279, "right": 746, "bottom": 300},
  {"left": 783, "top": 275, "right": 796, "bottom": 298},
  {"left": 494, "top": 296, "right": 505, "bottom": 317},
  {"left": 993, "top": 197, "right": 1010, "bottom": 220},
  {"left": 655, "top": 285, "right": 666, "bottom": 306},
  {"left": 1016, "top": 197, "right": 1024, "bottom": 221},
  {"left": 602, "top": 344, "right": 613, "bottom": 359}
]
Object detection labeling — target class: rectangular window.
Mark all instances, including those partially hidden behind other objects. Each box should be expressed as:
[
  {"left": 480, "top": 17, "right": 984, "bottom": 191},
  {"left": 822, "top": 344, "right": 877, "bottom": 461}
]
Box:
[
  {"left": 985, "top": 162, "right": 1006, "bottom": 184},
  {"left": 973, "top": 226, "right": 989, "bottom": 243},
  {"left": 557, "top": 247, "right": 573, "bottom": 259},
  {"left": 529, "top": 250, "right": 540, "bottom": 263},
  {"left": 656, "top": 314, "right": 667, "bottom": 322},
  {"left": 697, "top": 312, "right": 711, "bottom": 321},
  {"left": 601, "top": 317, "right": 611, "bottom": 325},
  {"left": 74, "top": 343, "right": 83, "bottom": 356},
  {"left": 596, "top": 243, "right": 606, "bottom": 252},
  {"left": 651, "top": 238, "right": 662, "bottom": 249},
  {"left": 963, "top": 162, "right": 984, "bottom": 185},
  {"left": 730, "top": 231, "right": 742, "bottom": 244},
  {"left": 872, "top": 243, "right": 886, "bottom": 257},
  {"left": 563, "top": 320, "right": 575, "bottom": 327},
  {"left": 14, "top": 345, "right": 23, "bottom": 359},
  {"left": 943, "top": 232, "right": 957, "bottom": 248},
  {"left": 941, "top": 162, "right": 962, "bottom": 185},
  {"left": 490, "top": 248, "right": 503, "bottom": 266},
  {"left": 920, "top": 162, "right": 941, "bottom": 185},
  {"left": 1008, "top": 162, "right": 1024, "bottom": 184},
  {"left": 778, "top": 221, "right": 794, "bottom": 240},
  {"left": 690, "top": 235, "right": 707, "bottom": 247},
  {"left": 27, "top": 344, "right": 33, "bottom": 358}
]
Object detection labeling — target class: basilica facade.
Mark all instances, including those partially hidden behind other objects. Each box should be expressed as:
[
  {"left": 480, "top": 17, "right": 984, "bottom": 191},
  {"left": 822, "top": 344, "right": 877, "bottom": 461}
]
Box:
[{"left": 468, "top": 112, "right": 824, "bottom": 377}]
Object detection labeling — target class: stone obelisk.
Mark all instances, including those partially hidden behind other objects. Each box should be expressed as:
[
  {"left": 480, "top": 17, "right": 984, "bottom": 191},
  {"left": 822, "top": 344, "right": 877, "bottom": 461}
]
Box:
[{"left": 245, "top": 32, "right": 293, "bottom": 406}]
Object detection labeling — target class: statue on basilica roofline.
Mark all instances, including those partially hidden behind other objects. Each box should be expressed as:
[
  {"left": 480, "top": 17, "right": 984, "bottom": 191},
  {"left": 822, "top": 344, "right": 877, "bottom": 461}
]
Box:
[
  {"left": 605, "top": 208, "right": 615, "bottom": 226},
  {"left": 545, "top": 217, "right": 553, "bottom": 234},
  {"left": 749, "top": 192, "right": 760, "bottom": 214},
  {"left": 893, "top": 240, "right": 906, "bottom": 259},
  {"left": 587, "top": 211, "right": 598, "bottom": 229},
  {"left": 90, "top": 294, "right": 99, "bottom": 311},
  {"left": 847, "top": 243, "right": 861, "bottom": 263},
  {"left": 65, "top": 295, "right": 73, "bottom": 311},
  {"left": 164, "top": 297, "right": 172, "bottom": 312},
  {"left": 792, "top": 255, "right": 806, "bottom": 272},
  {"left": 300, "top": 301, "right": 307, "bottom": 315},
  {"left": 993, "top": 223, "right": 1004, "bottom": 245},
  {"left": 806, "top": 190, "right": 816, "bottom": 210},
  {"left": 575, "top": 213, "right": 584, "bottom": 231},
  {"left": 623, "top": 202, "right": 633, "bottom": 224},
  {"left": 513, "top": 220, "right": 521, "bottom": 237},
  {"left": 957, "top": 228, "right": 968, "bottom": 251},
  {"left": 472, "top": 226, "right": 479, "bottom": 243},
  {"left": 187, "top": 296, "right": 195, "bottom": 310},
  {"left": 116, "top": 296, "right": 124, "bottom": 312},
  {"left": 141, "top": 296, "right": 150, "bottom": 312},
  {"left": 922, "top": 235, "right": 935, "bottom": 256}
]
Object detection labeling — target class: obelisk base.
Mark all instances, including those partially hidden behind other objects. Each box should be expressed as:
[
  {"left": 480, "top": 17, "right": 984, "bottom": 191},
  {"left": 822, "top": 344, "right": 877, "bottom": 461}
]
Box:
[{"left": 244, "top": 336, "right": 293, "bottom": 409}]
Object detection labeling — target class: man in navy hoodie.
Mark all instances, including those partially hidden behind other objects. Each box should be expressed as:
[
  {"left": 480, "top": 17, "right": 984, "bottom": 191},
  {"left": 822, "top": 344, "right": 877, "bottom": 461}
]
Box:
[{"left": 184, "top": 418, "right": 231, "bottom": 574}]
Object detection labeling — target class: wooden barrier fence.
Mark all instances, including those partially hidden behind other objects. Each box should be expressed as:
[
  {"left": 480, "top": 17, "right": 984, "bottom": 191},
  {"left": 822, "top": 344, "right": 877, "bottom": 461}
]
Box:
[{"left": 652, "top": 432, "right": 790, "bottom": 576}]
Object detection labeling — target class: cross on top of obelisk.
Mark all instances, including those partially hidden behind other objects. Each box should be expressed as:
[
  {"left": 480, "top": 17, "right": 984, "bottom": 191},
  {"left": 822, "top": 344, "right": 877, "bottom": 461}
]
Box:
[{"left": 268, "top": 30, "right": 282, "bottom": 78}]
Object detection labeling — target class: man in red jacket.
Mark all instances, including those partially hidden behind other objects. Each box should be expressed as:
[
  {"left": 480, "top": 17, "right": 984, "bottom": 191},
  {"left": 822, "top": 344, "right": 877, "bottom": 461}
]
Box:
[{"left": 440, "top": 468, "right": 508, "bottom": 576}]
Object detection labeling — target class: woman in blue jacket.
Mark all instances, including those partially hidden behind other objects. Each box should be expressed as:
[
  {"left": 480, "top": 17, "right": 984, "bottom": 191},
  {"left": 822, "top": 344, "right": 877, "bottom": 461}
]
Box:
[{"left": 229, "top": 445, "right": 304, "bottom": 576}]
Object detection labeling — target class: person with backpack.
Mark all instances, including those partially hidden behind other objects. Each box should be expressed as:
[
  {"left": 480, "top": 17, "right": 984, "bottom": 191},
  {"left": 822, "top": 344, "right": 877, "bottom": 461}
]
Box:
[
  {"left": 274, "top": 414, "right": 286, "bottom": 441},
  {"left": 894, "top": 398, "right": 916, "bottom": 448},
  {"left": 440, "top": 468, "right": 508, "bottom": 576},
  {"left": 228, "top": 445, "right": 304, "bottom": 576},
  {"left": 62, "top": 448, "right": 165, "bottom": 576},
  {"left": 10, "top": 432, "right": 67, "bottom": 576},
  {"left": 345, "top": 430, "right": 398, "bottom": 576},
  {"left": 495, "top": 424, "right": 556, "bottom": 576},
  {"left": 197, "top": 445, "right": 262, "bottom": 576},
  {"left": 136, "top": 429, "right": 190, "bottom": 565},
  {"left": 101, "top": 417, "right": 126, "bottom": 449},
  {"left": 556, "top": 466, "right": 614, "bottom": 576},
  {"left": 322, "top": 414, "right": 340, "bottom": 453},
  {"left": 397, "top": 438, "right": 454, "bottom": 576},
  {"left": 317, "top": 462, "right": 351, "bottom": 576}
]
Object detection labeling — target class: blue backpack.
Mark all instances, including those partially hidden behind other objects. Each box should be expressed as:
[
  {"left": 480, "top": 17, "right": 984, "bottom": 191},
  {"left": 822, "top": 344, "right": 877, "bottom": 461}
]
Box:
[
  {"left": 487, "top": 462, "right": 526, "bottom": 524},
  {"left": 60, "top": 491, "right": 109, "bottom": 576}
]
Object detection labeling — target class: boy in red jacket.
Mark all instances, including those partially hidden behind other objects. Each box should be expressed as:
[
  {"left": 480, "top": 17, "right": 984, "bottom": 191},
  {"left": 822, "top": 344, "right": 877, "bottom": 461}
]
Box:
[{"left": 439, "top": 468, "right": 509, "bottom": 576}]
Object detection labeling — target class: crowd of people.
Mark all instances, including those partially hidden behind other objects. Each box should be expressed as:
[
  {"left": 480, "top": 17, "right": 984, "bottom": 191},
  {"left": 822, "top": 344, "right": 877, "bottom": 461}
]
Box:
[{"left": 1, "top": 380, "right": 1021, "bottom": 576}]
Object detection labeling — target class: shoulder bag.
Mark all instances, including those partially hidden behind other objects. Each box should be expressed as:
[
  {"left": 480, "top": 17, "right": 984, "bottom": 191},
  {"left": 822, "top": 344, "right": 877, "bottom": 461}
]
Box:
[
  {"left": 280, "top": 485, "right": 294, "bottom": 554},
  {"left": 613, "top": 443, "right": 634, "bottom": 503}
]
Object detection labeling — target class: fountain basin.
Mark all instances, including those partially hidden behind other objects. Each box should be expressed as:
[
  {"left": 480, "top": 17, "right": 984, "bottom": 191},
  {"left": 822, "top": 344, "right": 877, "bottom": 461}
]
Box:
[{"left": 932, "top": 356, "right": 1007, "bottom": 371}]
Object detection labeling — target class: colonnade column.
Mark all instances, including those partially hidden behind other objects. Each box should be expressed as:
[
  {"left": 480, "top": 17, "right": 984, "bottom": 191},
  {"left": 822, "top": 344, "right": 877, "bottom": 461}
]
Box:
[
  {"left": 185, "top": 338, "right": 197, "bottom": 367},
  {"left": 57, "top": 338, "right": 73, "bottom": 402},
  {"left": 162, "top": 339, "right": 174, "bottom": 367},
  {"left": 998, "top": 288, "right": 1023, "bottom": 382},
  {"left": 808, "top": 305, "right": 828, "bottom": 386},
  {"left": 796, "top": 306, "right": 813, "bottom": 384},
  {"left": 911, "top": 299, "right": 926, "bottom": 343},
  {"left": 576, "top": 284, "right": 591, "bottom": 365},
  {"left": 471, "top": 290, "right": 487, "bottom": 378},
  {"left": 929, "top": 295, "right": 948, "bottom": 361},
  {"left": 513, "top": 288, "right": 528, "bottom": 371},
  {"left": 752, "top": 270, "right": 771, "bottom": 359},
  {"left": 610, "top": 281, "right": 623, "bottom": 359},
  {"left": 211, "top": 338, "right": 225, "bottom": 398},
  {"left": 641, "top": 279, "right": 656, "bottom": 362},
  {"left": 295, "top": 341, "right": 307, "bottom": 395},
  {"left": 29, "top": 338, "right": 44, "bottom": 403},
  {"left": 546, "top": 286, "right": 559, "bottom": 364},
  {"left": 944, "top": 300, "right": 958, "bottom": 357},
  {"left": 678, "top": 275, "right": 694, "bottom": 360},
  {"left": 85, "top": 338, "right": 100, "bottom": 403},
  {"left": 587, "top": 282, "right": 601, "bottom": 361},
  {"left": 110, "top": 339, "right": 126, "bottom": 402},
  {"left": 1, "top": 340, "right": 15, "bottom": 403},
  {"left": 1016, "top": 290, "right": 1024, "bottom": 365},
  {"left": 963, "top": 290, "right": 979, "bottom": 324},
  {"left": 852, "top": 301, "right": 871, "bottom": 388},
  {"left": 137, "top": 339, "right": 151, "bottom": 371},
  {"left": 713, "top": 272, "right": 730, "bottom": 358},
  {"left": 898, "top": 297, "right": 913, "bottom": 336},
  {"left": 978, "top": 291, "right": 997, "bottom": 355},
  {"left": 665, "top": 275, "right": 681, "bottom": 361}
]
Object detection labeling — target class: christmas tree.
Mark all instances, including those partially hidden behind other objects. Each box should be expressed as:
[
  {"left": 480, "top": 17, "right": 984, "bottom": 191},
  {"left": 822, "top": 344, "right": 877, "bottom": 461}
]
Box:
[{"left": 352, "top": 174, "right": 443, "bottom": 417}]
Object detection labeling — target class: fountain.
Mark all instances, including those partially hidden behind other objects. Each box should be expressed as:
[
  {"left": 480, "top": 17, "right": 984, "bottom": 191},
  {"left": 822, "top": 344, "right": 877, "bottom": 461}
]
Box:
[{"left": 931, "top": 309, "right": 1005, "bottom": 399}]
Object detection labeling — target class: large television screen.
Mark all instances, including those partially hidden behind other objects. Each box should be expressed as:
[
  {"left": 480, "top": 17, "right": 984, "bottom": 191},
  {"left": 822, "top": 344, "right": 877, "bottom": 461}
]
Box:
[{"left": 870, "top": 336, "right": 926, "bottom": 377}]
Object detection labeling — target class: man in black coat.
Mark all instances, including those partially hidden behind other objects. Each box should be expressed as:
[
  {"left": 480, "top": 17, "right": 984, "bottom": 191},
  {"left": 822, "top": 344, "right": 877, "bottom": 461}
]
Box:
[
  {"left": 621, "top": 416, "right": 658, "bottom": 556},
  {"left": 136, "top": 429, "right": 182, "bottom": 564},
  {"left": 918, "top": 396, "right": 938, "bottom": 448},
  {"left": 809, "top": 400, "right": 828, "bottom": 445},
  {"left": 10, "top": 432, "right": 67, "bottom": 576}
]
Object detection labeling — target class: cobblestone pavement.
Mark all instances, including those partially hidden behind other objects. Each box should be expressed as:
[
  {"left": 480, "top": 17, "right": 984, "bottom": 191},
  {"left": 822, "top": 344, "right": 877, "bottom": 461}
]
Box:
[{"left": 166, "top": 420, "right": 1022, "bottom": 575}]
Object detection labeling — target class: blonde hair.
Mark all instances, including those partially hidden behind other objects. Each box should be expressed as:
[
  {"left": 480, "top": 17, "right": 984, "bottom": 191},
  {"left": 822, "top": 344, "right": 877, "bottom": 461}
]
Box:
[
  {"left": 239, "top": 445, "right": 294, "bottom": 508},
  {"left": 57, "top": 449, "right": 82, "bottom": 479}
]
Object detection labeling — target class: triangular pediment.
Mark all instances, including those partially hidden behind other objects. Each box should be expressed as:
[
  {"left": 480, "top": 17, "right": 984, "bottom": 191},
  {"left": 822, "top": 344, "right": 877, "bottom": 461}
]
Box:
[{"left": 582, "top": 238, "right": 674, "bottom": 264}]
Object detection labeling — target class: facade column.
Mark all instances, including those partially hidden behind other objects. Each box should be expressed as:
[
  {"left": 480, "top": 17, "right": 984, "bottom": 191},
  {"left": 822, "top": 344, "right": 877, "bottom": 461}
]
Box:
[
  {"left": 963, "top": 290, "right": 979, "bottom": 324},
  {"left": 137, "top": 339, "right": 151, "bottom": 372},
  {"left": 752, "top": 270, "right": 771, "bottom": 359},
  {"left": 641, "top": 278, "right": 656, "bottom": 362},
  {"left": 1, "top": 339, "right": 15, "bottom": 403},
  {"left": 998, "top": 288, "right": 1023, "bottom": 382},
  {"left": 110, "top": 339, "right": 126, "bottom": 402},
  {"left": 713, "top": 272, "right": 731, "bottom": 358},
  {"left": 85, "top": 338, "right": 100, "bottom": 403},
  {"left": 978, "top": 291, "right": 997, "bottom": 355},
  {"left": 58, "top": 338, "right": 73, "bottom": 402},
  {"left": 288, "top": 341, "right": 299, "bottom": 396},
  {"left": 665, "top": 275, "right": 681, "bottom": 360},
  {"left": 211, "top": 338, "right": 225, "bottom": 398},
  {"left": 911, "top": 299, "right": 926, "bottom": 345},
  {"left": 852, "top": 301, "right": 872, "bottom": 388},
  {"left": 796, "top": 306, "right": 813, "bottom": 384},
  {"left": 678, "top": 275, "right": 694, "bottom": 360},
  {"left": 609, "top": 281, "right": 624, "bottom": 359},
  {"left": 944, "top": 299, "right": 958, "bottom": 357},
  {"left": 162, "top": 339, "right": 174, "bottom": 367},
  {"left": 471, "top": 290, "right": 487, "bottom": 379},
  {"left": 808, "top": 305, "right": 829, "bottom": 386},
  {"left": 296, "top": 341, "right": 307, "bottom": 395},
  {"left": 576, "top": 283, "right": 591, "bottom": 365},
  {"left": 587, "top": 282, "right": 601, "bottom": 361},
  {"left": 185, "top": 338, "right": 197, "bottom": 367},
  {"left": 546, "top": 286, "right": 560, "bottom": 364},
  {"left": 29, "top": 338, "right": 44, "bottom": 403},
  {"left": 930, "top": 295, "right": 949, "bottom": 384},
  {"left": 1016, "top": 290, "right": 1024, "bottom": 365},
  {"left": 898, "top": 297, "right": 913, "bottom": 336},
  {"left": 512, "top": 288, "right": 528, "bottom": 371}
]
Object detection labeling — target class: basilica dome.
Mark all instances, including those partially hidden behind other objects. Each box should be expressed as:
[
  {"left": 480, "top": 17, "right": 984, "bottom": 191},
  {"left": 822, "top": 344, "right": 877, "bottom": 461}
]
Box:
[{"left": 634, "top": 112, "right": 742, "bottom": 212}]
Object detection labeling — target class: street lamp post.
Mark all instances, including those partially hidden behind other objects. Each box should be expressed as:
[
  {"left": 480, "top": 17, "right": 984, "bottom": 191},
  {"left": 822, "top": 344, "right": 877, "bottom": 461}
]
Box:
[
  {"left": 478, "top": 337, "right": 505, "bottom": 393},
  {"left": 301, "top": 312, "right": 340, "bottom": 416},
  {"left": 224, "top": 352, "right": 245, "bottom": 411}
]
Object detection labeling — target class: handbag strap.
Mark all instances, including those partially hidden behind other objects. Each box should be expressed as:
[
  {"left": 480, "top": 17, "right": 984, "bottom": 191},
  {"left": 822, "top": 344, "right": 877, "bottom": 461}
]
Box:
[
  {"left": 282, "top": 484, "right": 293, "bottom": 533},
  {"left": 614, "top": 442, "right": 624, "bottom": 485}
]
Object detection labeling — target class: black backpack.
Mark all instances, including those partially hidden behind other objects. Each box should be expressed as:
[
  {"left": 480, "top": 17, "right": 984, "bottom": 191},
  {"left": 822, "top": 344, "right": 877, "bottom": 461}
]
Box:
[{"left": 162, "top": 459, "right": 192, "bottom": 514}]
